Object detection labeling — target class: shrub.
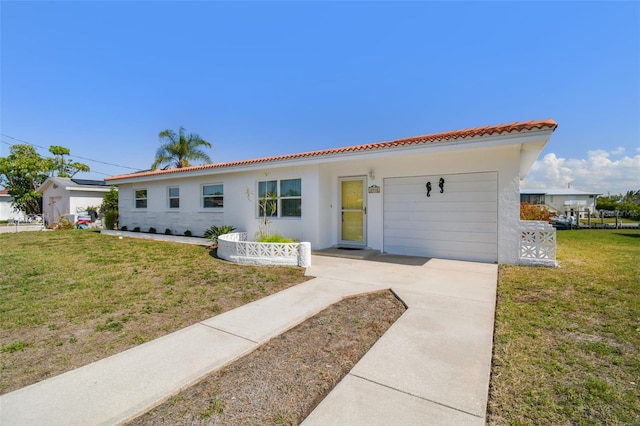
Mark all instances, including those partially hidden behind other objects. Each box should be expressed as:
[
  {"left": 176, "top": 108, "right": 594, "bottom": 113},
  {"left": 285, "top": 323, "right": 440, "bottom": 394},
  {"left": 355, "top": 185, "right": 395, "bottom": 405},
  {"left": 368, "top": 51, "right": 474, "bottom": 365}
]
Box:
[
  {"left": 55, "top": 217, "right": 75, "bottom": 231},
  {"left": 204, "top": 225, "right": 236, "bottom": 243},
  {"left": 104, "top": 211, "right": 118, "bottom": 230},
  {"left": 164, "top": 228, "right": 172, "bottom": 235},
  {"left": 520, "top": 202, "right": 555, "bottom": 222},
  {"left": 100, "top": 186, "right": 119, "bottom": 213},
  {"left": 133, "top": 227, "right": 140, "bottom": 232},
  {"left": 256, "top": 233, "right": 295, "bottom": 243},
  {"left": 120, "top": 226, "right": 128, "bottom": 231},
  {"left": 184, "top": 230, "right": 192, "bottom": 237},
  {"left": 148, "top": 227, "right": 156, "bottom": 234}
]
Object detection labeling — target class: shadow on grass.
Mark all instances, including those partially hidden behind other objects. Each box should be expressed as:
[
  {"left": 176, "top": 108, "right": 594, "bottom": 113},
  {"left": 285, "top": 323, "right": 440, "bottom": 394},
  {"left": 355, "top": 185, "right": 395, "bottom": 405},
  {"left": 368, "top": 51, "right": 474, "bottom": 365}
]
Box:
[{"left": 614, "top": 232, "right": 640, "bottom": 239}]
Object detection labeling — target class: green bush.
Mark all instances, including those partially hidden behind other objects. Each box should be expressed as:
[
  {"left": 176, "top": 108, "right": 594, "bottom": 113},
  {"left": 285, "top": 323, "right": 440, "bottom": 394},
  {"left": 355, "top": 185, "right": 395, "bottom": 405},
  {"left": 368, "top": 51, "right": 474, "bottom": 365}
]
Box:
[
  {"left": 120, "top": 226, "right": 128, "bottom": 231},
  {"left": 204, "top": 225, "right": 236, "bottom": 243},
  {"left": 256, "top": 233, "right": 295, "bottom": 243},
  {"left": 100, "top": 186, "right": 119, "bottom": 213},
  {"left": 148, "top": 227, "right": 156, "bottom": 234},
  {"left": 184, "top": 230, "right": 192, "bottom": 237},
  {"left": 164, "top": 228, "right": 172, "bottom": 235},
  {"left": 104, "top": 211, "right": 118, "bottom": 230},
  {"left": 133, "top": 227, "right": 140, "bottom": 233}
]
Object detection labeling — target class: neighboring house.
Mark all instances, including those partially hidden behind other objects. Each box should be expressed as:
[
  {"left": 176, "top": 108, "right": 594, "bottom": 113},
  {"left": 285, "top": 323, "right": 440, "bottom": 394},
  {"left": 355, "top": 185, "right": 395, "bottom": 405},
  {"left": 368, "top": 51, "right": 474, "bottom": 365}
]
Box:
[
  {"left": 37, "top": 177, "right": 111, "bottom": 224},
  {"left": 106, "top": 119, "right": 557, "bottom": 264},
  {"left": 0, "top": 189, "right": 23, "bottom": 221},
  {"left": 521, "top": 188, "right": 600, "bottom": 218}
]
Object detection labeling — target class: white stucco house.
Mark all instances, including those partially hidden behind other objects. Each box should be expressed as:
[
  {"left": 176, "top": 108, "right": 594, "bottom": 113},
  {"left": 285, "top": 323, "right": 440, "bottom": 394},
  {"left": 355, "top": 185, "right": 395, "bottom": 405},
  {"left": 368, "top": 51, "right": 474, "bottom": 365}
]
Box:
[
  {"left": 521, "top": 188, "right": 600, "bottom": 217},
  {"left": 0, "top": 189, "right": 22, "bottom": 221},
  {"left": 106, "top": 119, "right": 557, "bottom": 264},
  {"left": 37, "top": 177, "right": 112, "bottom": 224}
]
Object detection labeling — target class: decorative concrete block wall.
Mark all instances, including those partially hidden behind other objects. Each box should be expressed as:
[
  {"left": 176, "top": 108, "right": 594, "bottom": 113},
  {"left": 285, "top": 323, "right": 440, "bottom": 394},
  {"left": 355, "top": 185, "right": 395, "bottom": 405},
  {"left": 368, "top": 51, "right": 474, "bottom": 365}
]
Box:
[{"left": 218, "top": 232, "right": 311, "bottom": 267}]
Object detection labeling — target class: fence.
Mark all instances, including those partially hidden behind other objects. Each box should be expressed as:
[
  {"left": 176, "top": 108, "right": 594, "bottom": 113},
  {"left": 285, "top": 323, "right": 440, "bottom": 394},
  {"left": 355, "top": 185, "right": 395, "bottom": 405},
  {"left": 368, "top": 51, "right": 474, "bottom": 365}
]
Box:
[
  {"left": 519, "top": 220, "right": 556, "bottom": 267},
  {"left": 217, "top": 232, "right": 311, "bottom": 267}
]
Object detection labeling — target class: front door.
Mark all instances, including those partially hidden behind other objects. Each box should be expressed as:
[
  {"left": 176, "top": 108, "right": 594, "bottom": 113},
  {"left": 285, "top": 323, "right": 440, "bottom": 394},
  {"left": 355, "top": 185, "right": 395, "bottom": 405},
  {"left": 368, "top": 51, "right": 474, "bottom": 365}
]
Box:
[{"left": 339, "top": 177, "right": 366, "bottom": 247}]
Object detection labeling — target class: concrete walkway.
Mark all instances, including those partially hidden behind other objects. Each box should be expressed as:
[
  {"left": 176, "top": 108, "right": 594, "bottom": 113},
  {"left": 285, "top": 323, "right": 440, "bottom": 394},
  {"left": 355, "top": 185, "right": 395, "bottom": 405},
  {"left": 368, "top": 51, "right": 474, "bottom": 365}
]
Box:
[{"left": 0, "top": 254, "right": 497, "bottom": 426}]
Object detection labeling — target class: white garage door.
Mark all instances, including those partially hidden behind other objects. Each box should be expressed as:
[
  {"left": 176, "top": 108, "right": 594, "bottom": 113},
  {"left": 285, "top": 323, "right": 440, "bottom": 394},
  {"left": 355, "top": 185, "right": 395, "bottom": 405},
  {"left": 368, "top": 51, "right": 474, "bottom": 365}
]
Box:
[{"left": 383, "top": 172, "right": 498, "bottom": 263}]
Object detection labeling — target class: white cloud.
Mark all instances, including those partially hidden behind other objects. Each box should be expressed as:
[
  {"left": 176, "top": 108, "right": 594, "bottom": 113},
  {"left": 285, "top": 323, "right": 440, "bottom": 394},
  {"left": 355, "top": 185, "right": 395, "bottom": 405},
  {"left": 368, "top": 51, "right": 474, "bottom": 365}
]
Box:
[
  {"left": 522, "top": 149, "right": 640, "bottom": 195},
  {"left": 611, "top": 146, "right": 626, "bottom": 156}
]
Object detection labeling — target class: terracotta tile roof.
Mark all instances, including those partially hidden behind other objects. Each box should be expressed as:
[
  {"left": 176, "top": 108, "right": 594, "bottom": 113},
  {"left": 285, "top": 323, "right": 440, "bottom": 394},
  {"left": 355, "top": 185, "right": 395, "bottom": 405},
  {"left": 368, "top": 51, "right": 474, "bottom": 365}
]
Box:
[
  {"left": 0, "top": 189, "right": 9, "bottom": 195},
  {"left": 106, "top": 119, "right": 557, "bottom": 181}
]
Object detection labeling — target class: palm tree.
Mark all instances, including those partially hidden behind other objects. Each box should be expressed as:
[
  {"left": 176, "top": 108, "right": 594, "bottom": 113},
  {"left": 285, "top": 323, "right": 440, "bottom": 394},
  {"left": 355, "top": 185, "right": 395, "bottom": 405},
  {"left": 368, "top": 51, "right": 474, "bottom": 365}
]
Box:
[{"left": 151, "top": 127, "right": 212, "bottom": 170}]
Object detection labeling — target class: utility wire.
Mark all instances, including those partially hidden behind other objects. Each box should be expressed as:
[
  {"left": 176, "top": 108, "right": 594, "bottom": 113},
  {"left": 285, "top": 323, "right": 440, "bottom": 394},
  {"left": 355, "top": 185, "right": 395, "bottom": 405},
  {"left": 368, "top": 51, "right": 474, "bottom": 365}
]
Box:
[{"left": 1, "top": 134, "right": 143, "bottom": 171}]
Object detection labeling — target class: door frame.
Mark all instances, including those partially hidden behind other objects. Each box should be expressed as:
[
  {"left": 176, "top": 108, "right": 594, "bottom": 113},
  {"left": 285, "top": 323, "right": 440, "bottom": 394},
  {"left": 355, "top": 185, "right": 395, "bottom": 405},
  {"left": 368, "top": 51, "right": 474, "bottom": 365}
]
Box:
[{"left": 338, "top": 176, "right": 367, "bottom": 248}]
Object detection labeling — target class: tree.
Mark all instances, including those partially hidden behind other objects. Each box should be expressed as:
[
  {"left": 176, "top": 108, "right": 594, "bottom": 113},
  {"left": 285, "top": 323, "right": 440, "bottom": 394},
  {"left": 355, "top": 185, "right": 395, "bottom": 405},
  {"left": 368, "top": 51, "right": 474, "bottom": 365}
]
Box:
[
  {"left": 0, "top": 144, "right": 90, "bottom": 215},
  {"left": 596, "top": 195, "right": 620, "bottom": 211},
  {"left": 151, "top": 127, "right": 212, "bottom": 170},
  {"left": 618, "top": 189, "right": 640, "bottom": 219},
  {"left": 49, "top": 145, "right": 90, "bottom": 177},
  {"left": 0, "top": 145, "right": 50, "bottom": 214}
]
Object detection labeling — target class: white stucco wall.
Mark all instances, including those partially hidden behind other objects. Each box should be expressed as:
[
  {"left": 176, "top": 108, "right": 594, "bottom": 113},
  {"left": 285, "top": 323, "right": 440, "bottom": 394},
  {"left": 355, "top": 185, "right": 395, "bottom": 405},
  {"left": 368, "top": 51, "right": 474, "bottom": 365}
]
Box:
[
  {"left": 314, "top": 143, "right": 522, "bottom": 263},
  {"left": 0, "top": 195, "right": 21, "bottom": 221},
  {"left": 117, "top": 166, "right": 322, "bottom": 238},
  {"left": 41, "top": 186, "right": 108, "bottom": 224}
]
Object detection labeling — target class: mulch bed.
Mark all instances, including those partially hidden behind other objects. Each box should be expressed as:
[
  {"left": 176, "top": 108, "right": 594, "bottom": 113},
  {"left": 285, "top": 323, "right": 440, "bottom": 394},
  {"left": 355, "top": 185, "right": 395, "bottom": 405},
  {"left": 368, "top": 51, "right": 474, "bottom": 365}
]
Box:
[{"left": 127, "top": 289, "right": 406, "bottom": 425}]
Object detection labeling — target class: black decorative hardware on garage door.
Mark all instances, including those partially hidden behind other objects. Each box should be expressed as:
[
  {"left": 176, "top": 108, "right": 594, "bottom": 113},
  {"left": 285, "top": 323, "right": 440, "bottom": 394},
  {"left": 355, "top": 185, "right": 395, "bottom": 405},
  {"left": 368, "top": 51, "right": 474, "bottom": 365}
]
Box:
[{"left": 426, "top": 178, "right": 445, "bottom": 197}]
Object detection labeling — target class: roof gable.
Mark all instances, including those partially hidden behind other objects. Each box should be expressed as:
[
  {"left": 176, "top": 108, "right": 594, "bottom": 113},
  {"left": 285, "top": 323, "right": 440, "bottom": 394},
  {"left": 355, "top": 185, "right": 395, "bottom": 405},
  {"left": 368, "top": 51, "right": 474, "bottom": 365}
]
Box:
[
  {"left": 107, "top": 119, "right": 557, "bottom": 182},
  {"left": 37, "top": 177, "right": 110, "bottom": 194}
]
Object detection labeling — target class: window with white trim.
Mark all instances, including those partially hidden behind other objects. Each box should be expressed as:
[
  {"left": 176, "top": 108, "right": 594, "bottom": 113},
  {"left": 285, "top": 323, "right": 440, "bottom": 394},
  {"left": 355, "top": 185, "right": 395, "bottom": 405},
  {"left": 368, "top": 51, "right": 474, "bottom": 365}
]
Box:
[
  {"left": 134, "top": 189, "right": 147, "bottom": 208},
  {"left": 203, "top": 184, "right": 223, "bottom": 208},
  {"left": 168, "top": 187, "right": 180, "bottom": 209},
  {"left": 258, "top": 178, "right": 301, "bottom": 218}
]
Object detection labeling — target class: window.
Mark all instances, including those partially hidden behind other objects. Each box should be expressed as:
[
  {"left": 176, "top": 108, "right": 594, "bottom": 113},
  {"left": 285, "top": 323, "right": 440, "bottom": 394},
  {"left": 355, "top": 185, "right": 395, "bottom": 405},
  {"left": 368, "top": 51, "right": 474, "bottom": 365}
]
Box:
[
  {"left": 280, "top": 179, "right": 302, "bottom": 217},
  {"left": 520, "top": 194, "right": 544, "bottom": 205},
  {"left": 203, "top": 184, "right": 223, "bottom": 208},
  {"left": 168, "top": 187, "right": 179, "bottom": 208},
  {"left": 135, "top": 189, "right": 147, "bottom": 208},
  {"left": 258, "top": 178, "right": 302, "bottom": 218},
  {"left": 258, "top": 180, "right": 278, "bottom": 217}
]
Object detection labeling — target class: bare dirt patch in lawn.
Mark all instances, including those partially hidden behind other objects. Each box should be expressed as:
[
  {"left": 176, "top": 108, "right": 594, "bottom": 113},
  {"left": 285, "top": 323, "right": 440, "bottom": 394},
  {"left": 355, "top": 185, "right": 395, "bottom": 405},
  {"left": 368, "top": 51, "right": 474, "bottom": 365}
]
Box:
[{"left": 127, "top": 290, "right": 406, "bottom": 425}]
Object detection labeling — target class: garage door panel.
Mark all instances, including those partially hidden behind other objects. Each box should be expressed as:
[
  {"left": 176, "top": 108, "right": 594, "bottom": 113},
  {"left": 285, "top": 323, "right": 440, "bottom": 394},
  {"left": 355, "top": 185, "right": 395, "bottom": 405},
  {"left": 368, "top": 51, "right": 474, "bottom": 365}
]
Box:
[
  {"left": 384, "top": 201, "right": 497, "bottom": 214},
  {"left": 385, "top": 183, "right": 497, "bottom": 198},
  {"left": 385, "top": 211, "right": 497, "bottom": 223},
  {"left": 385, "top": 230, "right": 496, "bottom": 245},
  {"left": 385, "top": 220, "right": 497, "bottom": 234},
  {"left": 383, "top": 172, "right": 498, "bottom": 262},
  {"left": 384, "top": 241, "right": 497, "bottom": 262}
]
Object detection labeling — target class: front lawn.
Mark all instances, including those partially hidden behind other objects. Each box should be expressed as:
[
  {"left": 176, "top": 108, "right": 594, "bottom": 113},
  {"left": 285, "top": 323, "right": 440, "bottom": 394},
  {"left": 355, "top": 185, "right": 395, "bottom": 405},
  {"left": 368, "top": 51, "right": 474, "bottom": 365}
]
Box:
[
  {"left": 0, "top": 231, "right": 309, "bottom": 394},
  {"left": 489, "top": 229, "right": 640, "bottom": 424}
]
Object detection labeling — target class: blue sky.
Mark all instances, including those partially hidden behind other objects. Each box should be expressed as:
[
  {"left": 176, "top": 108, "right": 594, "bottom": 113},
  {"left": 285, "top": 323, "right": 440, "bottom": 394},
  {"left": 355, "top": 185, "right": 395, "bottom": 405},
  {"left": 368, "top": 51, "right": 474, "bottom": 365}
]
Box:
[{"left": 1, "top": 1, "right": 639, "bottom": 195}]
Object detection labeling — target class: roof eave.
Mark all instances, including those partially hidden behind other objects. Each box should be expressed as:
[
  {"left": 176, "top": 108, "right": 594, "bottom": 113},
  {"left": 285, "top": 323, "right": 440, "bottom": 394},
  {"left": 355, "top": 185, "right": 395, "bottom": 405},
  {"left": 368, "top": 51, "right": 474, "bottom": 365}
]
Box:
[{"left": 107, "top": 127, "right": 556, "bottom": 184}]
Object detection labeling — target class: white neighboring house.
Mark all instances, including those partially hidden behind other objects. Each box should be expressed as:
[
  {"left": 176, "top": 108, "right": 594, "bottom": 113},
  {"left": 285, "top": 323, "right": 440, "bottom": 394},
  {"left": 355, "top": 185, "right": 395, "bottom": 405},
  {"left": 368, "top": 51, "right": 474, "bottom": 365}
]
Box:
[
  {"left": 37, "top": 177, "right": 112, "bottom": 225},
  {"left": 520, "top": 188, "right": 600, "bottom": 218},
  {"left": 106, "top": 119, "right": 557, "bottom": 264},
  {"left": 0, "top": 189, "right": 23, "bottom": 221}
]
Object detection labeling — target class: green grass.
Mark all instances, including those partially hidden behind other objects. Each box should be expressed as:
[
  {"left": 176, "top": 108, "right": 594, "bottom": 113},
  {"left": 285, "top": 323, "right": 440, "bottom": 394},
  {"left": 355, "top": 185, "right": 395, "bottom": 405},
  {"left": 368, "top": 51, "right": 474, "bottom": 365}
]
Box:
[
  {"left": 489, "top": 229, "right": 640, "bottom": 424},
  {"left": 0, "top": 230, "right": 308, "bottom": 394}
]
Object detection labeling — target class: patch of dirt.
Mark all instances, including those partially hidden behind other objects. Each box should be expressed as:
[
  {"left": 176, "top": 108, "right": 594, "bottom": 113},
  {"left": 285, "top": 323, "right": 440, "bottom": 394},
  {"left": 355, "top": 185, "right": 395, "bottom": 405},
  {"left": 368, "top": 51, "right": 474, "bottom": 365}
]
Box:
[{"left": 127, "top": 290, "right": 406, "bottom": 425}]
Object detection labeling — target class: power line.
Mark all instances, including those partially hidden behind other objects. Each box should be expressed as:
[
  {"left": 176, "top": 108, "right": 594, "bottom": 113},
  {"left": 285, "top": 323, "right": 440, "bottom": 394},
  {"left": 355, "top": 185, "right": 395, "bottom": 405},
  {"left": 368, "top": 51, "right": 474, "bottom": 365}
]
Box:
[{"left": 1, "top": 134, "right": 143, "bottom": 171}]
